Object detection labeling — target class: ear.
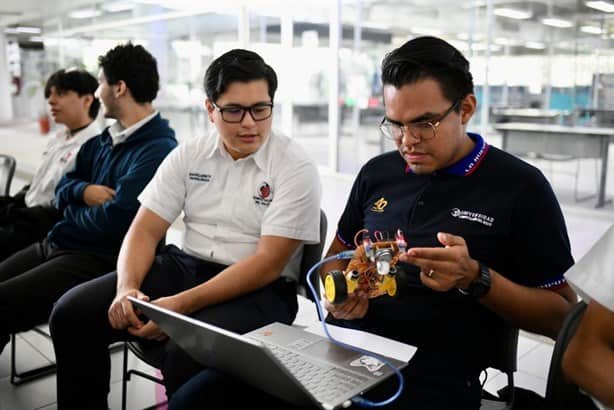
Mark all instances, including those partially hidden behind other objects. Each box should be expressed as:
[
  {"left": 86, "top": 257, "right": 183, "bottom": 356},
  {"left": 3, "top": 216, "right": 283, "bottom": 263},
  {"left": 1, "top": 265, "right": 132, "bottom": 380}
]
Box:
[
  {"left": 114, "top": 80, "right": 128, "bottom": 98},
  {"left": 205, "top": 99, "right": 215, "bottom": 123},
  {"left": 459, "top": 94, "right": 477, "bottom": 125},
  {"left": 82, "top": 94, "right": 94, "bottom": 110}
]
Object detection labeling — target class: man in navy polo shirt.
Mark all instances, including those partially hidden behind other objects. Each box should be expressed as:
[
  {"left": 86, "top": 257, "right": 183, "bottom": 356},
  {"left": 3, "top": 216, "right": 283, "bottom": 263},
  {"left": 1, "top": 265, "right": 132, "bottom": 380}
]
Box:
[{"left": 320, "top": 36, "right": 577, "bottom": 410}]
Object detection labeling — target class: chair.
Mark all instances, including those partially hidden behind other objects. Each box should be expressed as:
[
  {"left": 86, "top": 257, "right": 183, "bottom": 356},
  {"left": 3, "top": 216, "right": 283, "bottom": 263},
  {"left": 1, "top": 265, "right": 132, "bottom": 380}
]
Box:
[
  {"left": 3, "top": 152, "right": 55, "bottom": 385},
  {"left": 121, "top": 210, "right": 328, "bottom": 410},
  {"left": 480, "top": 323, "right": 519, "bottom": 410},
  {"left": 10, "top": 326, "right": 57, "bottom": 385},
  {"left": 0, "top": 154, "right": 16, "bottom": 196},
  {"left": 296, "top": 209, "right": 328, "bottom": 303},
  {"left": 544, "top": 301, "right": 597, "bottom": 410}
]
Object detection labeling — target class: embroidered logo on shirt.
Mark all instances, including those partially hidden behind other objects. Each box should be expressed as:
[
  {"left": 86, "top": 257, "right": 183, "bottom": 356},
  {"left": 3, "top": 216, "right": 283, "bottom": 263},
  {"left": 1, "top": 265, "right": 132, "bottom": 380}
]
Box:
[
  {"left": 370, "top": 197, "right": 388, "bottom": 213},
  {"left": 60, "top": 151, "right": 74, "bottom": 164},
  {"left": 253, "top": 182, "right": 273, "bottom": 206},
  {"left": 189, "top": 173, "right": 211, "bottom": 182},
  {"left": 450, "top": 208, "right": 494, "bottom": 227}
]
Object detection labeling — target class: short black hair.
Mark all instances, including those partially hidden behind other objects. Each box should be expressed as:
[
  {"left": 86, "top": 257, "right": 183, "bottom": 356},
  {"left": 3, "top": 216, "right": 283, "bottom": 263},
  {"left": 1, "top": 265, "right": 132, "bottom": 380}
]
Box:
[
  {"left": 381, "top": 36, "right": 474, "bottom": 108},
  {"left": 204, "top": 49, "right": 278, "bottom": 103},
  {"left": 98, "top": 43, "right": 159, "bottom": 104},
  {"left": 44, "top": 68, "right": 100, "bottom": 119}
]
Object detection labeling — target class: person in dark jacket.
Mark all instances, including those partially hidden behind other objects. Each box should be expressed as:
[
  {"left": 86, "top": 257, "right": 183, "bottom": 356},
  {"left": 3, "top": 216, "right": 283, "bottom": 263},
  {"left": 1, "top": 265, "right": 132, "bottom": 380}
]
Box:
[{"left": 0, "top": 42, "right": 177, "bottom": 355}]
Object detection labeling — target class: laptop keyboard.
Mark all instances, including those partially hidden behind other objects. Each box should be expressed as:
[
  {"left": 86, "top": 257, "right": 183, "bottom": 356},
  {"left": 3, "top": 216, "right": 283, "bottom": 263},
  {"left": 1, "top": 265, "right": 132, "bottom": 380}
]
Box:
[{"left": 262, "top": 341, "right": 370, "bottom": 403}]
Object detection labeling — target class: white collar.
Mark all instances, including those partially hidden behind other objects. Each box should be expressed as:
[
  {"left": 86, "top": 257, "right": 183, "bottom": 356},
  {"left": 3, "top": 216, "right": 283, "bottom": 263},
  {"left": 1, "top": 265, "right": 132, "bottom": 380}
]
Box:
[{"left": 108, "top": 110, "right": 158, "bottom": 146}]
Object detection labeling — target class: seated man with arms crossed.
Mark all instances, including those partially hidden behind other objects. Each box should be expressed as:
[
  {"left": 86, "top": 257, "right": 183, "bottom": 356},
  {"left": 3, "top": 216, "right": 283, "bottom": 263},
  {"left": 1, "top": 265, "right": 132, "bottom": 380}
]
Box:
[
  {"left": 0, "top": 68, "right": 100, "bottom": 261},
  {"left": 0, "top": 43, "right": 177, "bottom": 357},
  {"left": 50, "top": 49, "right": 321, "bottom": 410}
]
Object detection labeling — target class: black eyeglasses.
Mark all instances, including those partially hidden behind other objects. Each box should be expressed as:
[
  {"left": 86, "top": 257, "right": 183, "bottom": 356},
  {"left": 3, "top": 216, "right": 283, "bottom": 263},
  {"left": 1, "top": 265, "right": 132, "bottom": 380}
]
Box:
[
  {"left": 379, "top": 100, "right": 460, "bottom": 142},
  {"left": 212, "top": 102, "right": 274, "bottom": 123}
]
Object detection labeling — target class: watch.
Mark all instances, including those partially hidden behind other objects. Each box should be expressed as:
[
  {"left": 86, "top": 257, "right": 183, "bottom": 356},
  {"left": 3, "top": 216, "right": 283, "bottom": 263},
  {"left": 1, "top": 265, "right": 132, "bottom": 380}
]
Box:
[{"left": 459, "top": 261, "right": 491, "bottom": 298}]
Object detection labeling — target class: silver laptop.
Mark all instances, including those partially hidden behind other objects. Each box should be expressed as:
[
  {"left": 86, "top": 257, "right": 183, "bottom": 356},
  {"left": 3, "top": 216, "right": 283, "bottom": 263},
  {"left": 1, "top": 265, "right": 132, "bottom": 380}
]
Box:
[{"left": 129, "top": 296, "right": 407, "bottom": 410}]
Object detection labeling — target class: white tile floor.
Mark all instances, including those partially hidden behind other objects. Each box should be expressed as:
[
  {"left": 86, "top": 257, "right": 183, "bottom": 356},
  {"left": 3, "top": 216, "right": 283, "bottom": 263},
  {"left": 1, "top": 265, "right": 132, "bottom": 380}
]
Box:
[{"left": 1, "top": 120, "right": 614, "bottom": 409}]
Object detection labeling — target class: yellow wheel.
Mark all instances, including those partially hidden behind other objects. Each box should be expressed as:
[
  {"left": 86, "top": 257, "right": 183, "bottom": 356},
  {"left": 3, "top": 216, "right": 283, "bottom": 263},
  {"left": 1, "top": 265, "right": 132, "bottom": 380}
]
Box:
[
  {"left": 324, "top": 270, "right": 348, "bottom": 304},
  {"left": 383, "top": 275, "right": 397, "bottom": 297}
]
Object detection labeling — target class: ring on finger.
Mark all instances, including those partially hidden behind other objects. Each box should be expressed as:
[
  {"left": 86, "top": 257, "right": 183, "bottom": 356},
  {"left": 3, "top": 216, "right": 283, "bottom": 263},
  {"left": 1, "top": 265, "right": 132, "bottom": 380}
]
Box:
[{"left": 427, "top": 269, "right": 435, "bottom": 278}]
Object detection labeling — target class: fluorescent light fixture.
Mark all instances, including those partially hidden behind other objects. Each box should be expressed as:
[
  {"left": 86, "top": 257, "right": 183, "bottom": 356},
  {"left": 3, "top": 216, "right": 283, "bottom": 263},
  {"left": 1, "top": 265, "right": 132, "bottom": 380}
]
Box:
[
  {"left": 101, "top": 1, "right": 134, "bottom": 13},
  {"left": 525, "top": 41, "right": 546, "bottom": 49},
  {"left": 3, "top": 28, "right": 19, "bottom": 34},
  {"left": 585, "top": 1, "right": 614, "bottom": 12},
  {"left": 494, "top": 8, "right": 532, "bottom": 20},
  {"left": 541, "top": 18, "right": 574, "bottom": 28},
  {"left": 69, "top": 8, "right": 102, "bottom": 19},
  {"left": 580, "top": 25, "right": 603, "bottom": 34},
  {"left": 16, "top": 26, "right": 41, "bottom": 34}
]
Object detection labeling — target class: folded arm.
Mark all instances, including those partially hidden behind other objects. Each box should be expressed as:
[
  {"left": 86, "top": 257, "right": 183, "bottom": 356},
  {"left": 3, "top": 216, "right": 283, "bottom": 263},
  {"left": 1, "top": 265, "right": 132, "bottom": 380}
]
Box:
[{"left": 563, "top": 300, "right": 614, "bottom": 407}]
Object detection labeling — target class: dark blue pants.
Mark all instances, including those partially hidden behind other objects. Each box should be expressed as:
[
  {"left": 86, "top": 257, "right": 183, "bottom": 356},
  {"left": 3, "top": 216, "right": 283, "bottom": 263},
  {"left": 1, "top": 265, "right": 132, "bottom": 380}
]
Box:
[
  {"left": 50, "top": 245, "right": 298, "bottom": 410},
  {"left": 0, "top": 239, "right": 116, "bottom": 355}
]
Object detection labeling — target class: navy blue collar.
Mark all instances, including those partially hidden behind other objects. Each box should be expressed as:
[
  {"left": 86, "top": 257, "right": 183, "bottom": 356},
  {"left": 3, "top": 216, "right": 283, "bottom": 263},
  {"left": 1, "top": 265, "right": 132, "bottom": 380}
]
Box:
[{"left": 404, "top": 132, "right": 489, "bottom": 177}]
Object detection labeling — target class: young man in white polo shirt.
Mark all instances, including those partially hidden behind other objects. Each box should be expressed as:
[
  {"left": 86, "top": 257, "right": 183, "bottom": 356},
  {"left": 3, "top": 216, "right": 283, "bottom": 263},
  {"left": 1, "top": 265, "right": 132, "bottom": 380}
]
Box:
[
  {"left": 50, "top": 49, "right": 321, "bottom": 410},
  {"left": 0, "top": 68, "right": 100, "bottom": 261}
]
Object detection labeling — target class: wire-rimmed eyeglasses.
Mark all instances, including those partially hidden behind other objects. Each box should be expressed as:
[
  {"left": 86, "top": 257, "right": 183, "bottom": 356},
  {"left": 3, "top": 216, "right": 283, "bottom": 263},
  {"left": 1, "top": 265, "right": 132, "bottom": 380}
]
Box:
[{"left": 379, "top": 100, "right": 460, "bottom": 142}]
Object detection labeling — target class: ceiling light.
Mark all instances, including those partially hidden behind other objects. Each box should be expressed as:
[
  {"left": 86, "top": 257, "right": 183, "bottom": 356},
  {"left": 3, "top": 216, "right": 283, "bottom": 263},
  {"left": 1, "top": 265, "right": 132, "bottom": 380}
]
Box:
[
  {"left": 494, "top": 8, "right": 532, "bottom": 20},
  {"left": 16, "top": 26, "right": 41, "bottom": 34},
  {"left": 585, "top": 1, "right": 614, "bottom": 13},
  {"left": 101, "top": 2, "right": 134, "bottom": 13},
  {"left": 541, "top": 18, "right": 574, "bottom": 28},
  {"left": 68, "top": 8, "right": 102, "bottom": 19},
  {"left": 525, "top": 41, "right": 546, "bottom": 49},
  {"left": 580, "top": 25, "right": 603, "bottom": 34}
]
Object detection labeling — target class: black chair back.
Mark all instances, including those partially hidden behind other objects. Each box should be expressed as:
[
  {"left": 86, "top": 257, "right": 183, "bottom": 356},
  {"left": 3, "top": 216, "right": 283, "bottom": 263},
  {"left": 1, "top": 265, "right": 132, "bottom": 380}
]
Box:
[
  {"left": 0, "top": 154, "right": 17, "bottom": 196},
  {"left": 481, "top": 322, "right": 519, "bottom": 409},
  {"left": 297, "top": 209, "right": 327, "bottom": 302}
]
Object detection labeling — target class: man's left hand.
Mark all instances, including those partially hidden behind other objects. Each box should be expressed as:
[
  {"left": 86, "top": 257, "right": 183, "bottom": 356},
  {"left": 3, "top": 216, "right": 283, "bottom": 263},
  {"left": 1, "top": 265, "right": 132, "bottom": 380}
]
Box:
[
  {"left": 127, "top": 295, "right": 184, "bottom": 341},
  {"left": 399, "top": 232, "right": 480, "bottom": 292}
]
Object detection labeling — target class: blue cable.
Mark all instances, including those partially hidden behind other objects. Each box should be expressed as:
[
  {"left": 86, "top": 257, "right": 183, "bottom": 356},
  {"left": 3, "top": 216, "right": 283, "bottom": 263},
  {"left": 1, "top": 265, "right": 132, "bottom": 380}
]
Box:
[{"left": 306, "top": 253, "right": 405, "bottom": 408}]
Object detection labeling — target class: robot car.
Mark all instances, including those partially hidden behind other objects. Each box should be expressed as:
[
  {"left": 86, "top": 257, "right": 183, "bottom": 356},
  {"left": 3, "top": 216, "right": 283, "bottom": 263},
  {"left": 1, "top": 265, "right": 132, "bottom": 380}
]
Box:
[{"left": 324, "top": 229, "right": 407, "bottom": 304}]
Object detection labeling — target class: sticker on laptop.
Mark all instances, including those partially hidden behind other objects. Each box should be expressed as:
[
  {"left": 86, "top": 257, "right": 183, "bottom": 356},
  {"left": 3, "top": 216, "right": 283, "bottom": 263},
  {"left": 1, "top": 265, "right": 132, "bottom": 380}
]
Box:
[{"left": 350, "top": 355, "right": 385, "bottom": 375}]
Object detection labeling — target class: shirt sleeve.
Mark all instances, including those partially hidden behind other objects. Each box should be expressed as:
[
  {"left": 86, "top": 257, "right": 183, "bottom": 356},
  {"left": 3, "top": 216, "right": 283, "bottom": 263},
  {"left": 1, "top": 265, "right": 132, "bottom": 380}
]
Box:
[
  {"left": 509, "top": 173, "right": 574, "bottom": 289},
  {"left": 260, "top": 157, "right": 322, "bottom": 244},
  {"left": 138, "top": 142, "right": 186, "bottom": 224}
]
